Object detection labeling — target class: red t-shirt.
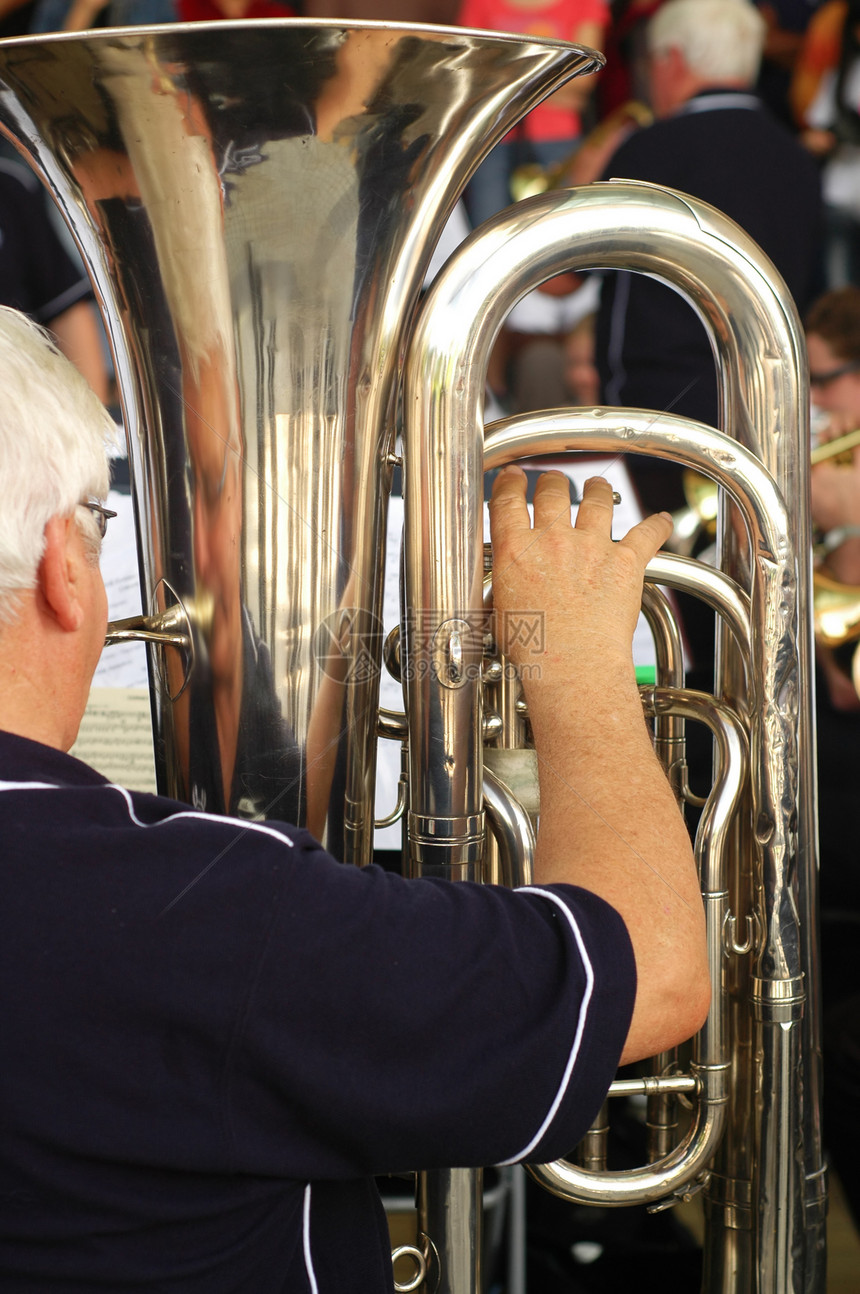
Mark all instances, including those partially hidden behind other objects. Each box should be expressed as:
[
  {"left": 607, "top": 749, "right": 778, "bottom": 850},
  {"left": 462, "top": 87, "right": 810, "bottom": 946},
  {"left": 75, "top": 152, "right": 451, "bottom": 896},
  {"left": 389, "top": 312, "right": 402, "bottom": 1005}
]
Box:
[
  {"left": 457, "top": 0, "right": 609, "bottom": 139},
  {"left": 178, "top": 0, "right": 295, "bottom": 19}
]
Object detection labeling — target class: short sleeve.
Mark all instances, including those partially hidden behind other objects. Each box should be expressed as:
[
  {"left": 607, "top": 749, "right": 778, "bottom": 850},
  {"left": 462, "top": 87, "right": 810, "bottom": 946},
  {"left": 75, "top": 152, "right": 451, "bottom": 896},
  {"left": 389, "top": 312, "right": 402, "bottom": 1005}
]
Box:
[{"left": 222, "top": 834, "right": 636, "bottom": 1179}]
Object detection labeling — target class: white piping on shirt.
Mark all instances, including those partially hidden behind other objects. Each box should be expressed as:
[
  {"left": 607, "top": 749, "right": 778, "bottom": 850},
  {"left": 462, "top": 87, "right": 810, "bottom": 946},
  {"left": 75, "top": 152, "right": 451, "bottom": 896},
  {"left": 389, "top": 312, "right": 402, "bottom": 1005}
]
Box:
[
  {"left": 677, "top": 92, "right": 761, "bottom": 116},
  {"left": 0, "top": 780, "right": 57, "bottom": 791},
  {"left": 6, "top": 774, "right": 319, "bottom": 1288},
  {"left": 303, "top": 1184, "right": 320, "bottom": 1294},
  {"left": 0, "top": 779, "right": 295, "bottom": 849},
  {"left": 498, "top": 886, "right": 596, "bottom": 1166},
  {"left": 1, "top": 783, "right": 601, "bottom": 1184}
]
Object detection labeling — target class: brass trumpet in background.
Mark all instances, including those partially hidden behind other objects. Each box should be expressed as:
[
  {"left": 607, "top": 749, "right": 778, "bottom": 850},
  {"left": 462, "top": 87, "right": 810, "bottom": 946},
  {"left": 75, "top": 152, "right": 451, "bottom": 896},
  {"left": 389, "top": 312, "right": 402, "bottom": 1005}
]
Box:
[
  {"left": 508, "top": 100, "right": 653, "bottom": 202},
  {"left": 810, "top": 426, "right": 860, "bottom": 689},
  {"left": 671, "top": 426, "right": 860, "bottom": 557},
  {"left": 671, "top": 432, "right": 860, "bottom": 690},
  {"left": 810, "top": 425, "right": 860, "bottom": 465},
  {"left": 812, "top": 570, "right": 860, "bottom": 702},
  {"left": 804, "top": 429, "right": 860, "bottom": 684},
  {"left": 810, "top": 428, "right": 860, "bottom": 683},
  {"left": 813, "top": 571, "right": 860, "bottom": 648},
  {"left": 666, "top": 467, "right": 720, "bottom": 558}
]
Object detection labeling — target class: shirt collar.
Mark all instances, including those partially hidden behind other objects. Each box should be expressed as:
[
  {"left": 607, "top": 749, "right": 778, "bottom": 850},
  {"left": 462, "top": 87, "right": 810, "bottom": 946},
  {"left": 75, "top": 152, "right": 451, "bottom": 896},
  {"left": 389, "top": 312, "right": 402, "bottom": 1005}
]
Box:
[
  {"left": 676, "top": 88, "right": 762, "bottom": 117},
  {"left": 0, "top": 728, "right": 109, "bottom": 788}
]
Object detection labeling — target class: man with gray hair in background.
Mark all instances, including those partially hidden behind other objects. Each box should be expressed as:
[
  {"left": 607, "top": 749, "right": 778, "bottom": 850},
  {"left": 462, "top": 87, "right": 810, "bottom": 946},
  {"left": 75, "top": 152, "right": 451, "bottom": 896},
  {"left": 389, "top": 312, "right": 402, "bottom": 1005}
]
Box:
[
  {"left": 595, "top": 0, "right": 822, "bottom": 518},
  {"left": 589, "top": 0, "right": 823, "bottom": 754}
]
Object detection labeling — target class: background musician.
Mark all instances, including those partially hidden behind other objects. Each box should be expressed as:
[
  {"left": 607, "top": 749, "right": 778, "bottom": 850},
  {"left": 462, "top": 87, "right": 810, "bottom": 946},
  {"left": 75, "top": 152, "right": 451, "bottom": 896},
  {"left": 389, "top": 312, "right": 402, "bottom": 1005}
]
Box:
[
  {"left": 594, "top": 0, "right": 822, "bottom": 519},
  {"left": 0, "top": 145, "right": 108, "bottom": 404},
  {"left": 803, "top": 286, "right": 860, "bottom": 1238},
  {"left": 809, "top": 286, "right": 860, "bottom": 592}
]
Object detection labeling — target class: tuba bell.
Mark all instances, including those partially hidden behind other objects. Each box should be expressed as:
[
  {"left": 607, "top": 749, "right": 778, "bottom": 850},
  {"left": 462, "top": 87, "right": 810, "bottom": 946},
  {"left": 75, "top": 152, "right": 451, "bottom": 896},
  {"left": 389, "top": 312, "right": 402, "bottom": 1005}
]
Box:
[{"left": 0, "top": 22, "right": 824, "bottom": 1294}]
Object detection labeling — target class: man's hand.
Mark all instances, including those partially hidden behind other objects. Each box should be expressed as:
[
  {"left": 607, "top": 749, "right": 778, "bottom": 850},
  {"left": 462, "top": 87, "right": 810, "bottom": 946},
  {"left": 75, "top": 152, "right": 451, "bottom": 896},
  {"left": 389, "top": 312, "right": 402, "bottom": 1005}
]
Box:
[
  {"left": 489, "top": 467, "right": 672, "bottom": 683},
  {"left": 489, "top": 466, "right": 709, "bottom": 1064}
]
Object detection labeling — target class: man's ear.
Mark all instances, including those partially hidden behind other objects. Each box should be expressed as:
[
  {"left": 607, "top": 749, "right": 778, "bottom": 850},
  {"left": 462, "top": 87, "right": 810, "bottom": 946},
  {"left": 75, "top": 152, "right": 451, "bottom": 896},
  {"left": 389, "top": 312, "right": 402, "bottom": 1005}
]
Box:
[
  {"left": 668, "top": 44, "right": 693, "bottom": 84},
  {"left": 38, "top": 515, "right": 85, "bottom": 633}
]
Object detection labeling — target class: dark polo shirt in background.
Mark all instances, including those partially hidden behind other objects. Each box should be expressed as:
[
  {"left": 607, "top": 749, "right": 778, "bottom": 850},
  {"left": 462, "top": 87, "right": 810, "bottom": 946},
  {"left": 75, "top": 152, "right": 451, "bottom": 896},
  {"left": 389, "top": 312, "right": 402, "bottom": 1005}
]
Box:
[{"left": 596, "top": 87, "right": 822, "bottom": 512}]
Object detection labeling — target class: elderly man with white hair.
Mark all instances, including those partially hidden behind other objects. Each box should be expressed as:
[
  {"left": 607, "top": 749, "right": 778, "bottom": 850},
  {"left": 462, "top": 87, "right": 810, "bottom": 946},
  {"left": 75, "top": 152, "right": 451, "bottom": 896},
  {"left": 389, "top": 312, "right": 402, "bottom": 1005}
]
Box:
[
  {"left": 595, "top": 0, "right": 822, "bottom": 517},
  {"left": 0, "top": 306, "right": 708, "bottom": 1292}
]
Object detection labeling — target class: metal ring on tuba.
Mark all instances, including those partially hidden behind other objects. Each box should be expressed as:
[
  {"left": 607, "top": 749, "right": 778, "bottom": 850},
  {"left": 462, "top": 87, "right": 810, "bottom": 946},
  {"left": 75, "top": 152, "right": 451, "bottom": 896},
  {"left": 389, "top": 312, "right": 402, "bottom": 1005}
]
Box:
[{"left": 0, "top": 22, "right": 823, "bottom": 1294}]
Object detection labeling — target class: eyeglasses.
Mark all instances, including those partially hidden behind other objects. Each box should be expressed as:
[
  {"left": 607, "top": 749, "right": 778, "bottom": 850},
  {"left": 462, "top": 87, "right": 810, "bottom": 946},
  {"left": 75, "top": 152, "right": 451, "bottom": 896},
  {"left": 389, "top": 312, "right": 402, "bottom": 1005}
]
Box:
[
  {"left": 809, "top": 360, "right": 860, "bottom": 387},
  {"left": 78, "top": 500, "right": 117, "bottom": 539}
]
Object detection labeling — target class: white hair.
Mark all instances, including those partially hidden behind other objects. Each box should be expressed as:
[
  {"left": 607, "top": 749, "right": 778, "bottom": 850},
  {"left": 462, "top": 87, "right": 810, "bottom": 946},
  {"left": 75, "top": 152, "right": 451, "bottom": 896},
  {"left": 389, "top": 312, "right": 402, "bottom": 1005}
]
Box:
[
  {"left": 648, "top": 0, "right": 767, "bottom": 85},
  {"left": 0, "top": 306, "right": 119, "bottom": 625}
]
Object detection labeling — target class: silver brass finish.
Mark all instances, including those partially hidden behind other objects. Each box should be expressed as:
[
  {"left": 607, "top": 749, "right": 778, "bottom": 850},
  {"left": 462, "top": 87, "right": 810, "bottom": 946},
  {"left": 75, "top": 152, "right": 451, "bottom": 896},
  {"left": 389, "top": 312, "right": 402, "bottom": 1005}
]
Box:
[
  {"left": 406, "top": 186, "right": 822, "bottom": 1292},
  {"left": 0, "top": 22, "right": 824, "bottom": 1294},
  {"left": 0, "top": 28, "right": 600, "bottom": 1293},
  {"left": 0, "top": 18, "right": 598, "bottom": 850},
  {"left": 528, "top": 685, "right": 746, "bottom": 1208}
]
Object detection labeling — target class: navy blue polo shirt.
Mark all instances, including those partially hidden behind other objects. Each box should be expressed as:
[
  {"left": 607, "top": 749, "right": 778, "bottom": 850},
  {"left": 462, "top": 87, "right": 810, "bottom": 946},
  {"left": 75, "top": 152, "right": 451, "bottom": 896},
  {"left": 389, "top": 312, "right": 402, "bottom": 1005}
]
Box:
[{"left": 0, "top": 730, "right": 636, "bottom": 1292}]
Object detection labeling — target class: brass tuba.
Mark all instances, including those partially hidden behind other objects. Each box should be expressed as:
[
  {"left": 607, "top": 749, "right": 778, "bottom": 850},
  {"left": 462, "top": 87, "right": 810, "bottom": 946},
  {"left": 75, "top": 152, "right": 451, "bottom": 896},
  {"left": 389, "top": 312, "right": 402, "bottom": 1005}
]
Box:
[
  {"left": 0, "top": 22, "right": 823, "bottom": 1294},
  {"left": 405, "top": 179, "right": 823, "bottom": 1294}
]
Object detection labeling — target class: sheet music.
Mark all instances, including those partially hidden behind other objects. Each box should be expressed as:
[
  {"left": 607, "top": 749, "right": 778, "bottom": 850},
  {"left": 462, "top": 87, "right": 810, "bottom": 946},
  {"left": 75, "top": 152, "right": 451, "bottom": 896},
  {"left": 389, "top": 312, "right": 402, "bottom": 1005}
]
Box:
[
  {"left": 71, "top": 687, "right": 157, "bottom": 794},
  {"left": 93, "top": 488, "right": 148, "bottom": 689}
]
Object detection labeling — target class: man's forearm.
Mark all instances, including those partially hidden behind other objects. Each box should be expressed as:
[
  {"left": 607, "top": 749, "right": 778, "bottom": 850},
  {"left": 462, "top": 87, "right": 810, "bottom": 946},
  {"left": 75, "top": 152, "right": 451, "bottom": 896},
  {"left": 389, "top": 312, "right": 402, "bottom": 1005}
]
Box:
[
  {"left": 490, "top": 468, "right": 709, "bottom": 1064},
  {"left": 526, "top": 660, "right": 706, "bottom": 1063}
]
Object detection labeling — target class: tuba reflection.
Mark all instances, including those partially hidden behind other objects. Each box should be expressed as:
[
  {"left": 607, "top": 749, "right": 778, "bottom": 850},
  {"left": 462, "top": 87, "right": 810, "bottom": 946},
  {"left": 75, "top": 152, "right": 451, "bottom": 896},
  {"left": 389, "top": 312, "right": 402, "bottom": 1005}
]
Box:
[{"left": 0, "top": 21, "right": 824, "bottom": 1294}]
